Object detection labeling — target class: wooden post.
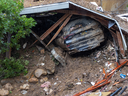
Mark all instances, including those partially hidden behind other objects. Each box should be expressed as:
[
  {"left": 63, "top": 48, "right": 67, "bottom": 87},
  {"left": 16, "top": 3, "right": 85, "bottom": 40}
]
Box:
[{"left": 6, "top": 33, "right": 11, "bottom": 59}]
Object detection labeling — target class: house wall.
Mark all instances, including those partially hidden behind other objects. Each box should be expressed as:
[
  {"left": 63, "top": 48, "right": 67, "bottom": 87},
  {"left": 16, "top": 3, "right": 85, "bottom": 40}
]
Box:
[
  {"left": 85, "top": 0, "right": 101, "bottom": 5},
  {"left": 102, "top": 0, "right": 128, "bottom": 11}
]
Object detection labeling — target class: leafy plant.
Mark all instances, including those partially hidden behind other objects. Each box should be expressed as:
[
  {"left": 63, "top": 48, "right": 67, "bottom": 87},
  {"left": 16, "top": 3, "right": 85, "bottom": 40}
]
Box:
[
  {"left": 0, "top": 57, "right": 29, "bottom": 79},
  {"left": 0, "top": 0, "right": 36, "bottom": 53},
  {"left": 51, "top": 55, "right": 60, "bottom": 65}
]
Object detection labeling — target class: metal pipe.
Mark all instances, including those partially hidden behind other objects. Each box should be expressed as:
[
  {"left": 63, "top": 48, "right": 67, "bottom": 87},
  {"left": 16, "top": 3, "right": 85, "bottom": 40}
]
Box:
[
  {"left": 118, "top": 86, "right": 127, "bottom": 96},
  {"left": 110, "top": 87, "right": 122, "bottom": 96}
]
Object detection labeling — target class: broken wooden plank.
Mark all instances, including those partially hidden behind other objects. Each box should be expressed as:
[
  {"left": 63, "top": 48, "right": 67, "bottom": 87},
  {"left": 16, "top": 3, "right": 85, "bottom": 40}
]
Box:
[
  {"left": 29, "top": 13, "right": 70, "bottom": 48},
  {"left": 116, "top": 31, "right": 125, "bottom": 58},
  {"left": 31, "top": 31, "right": 50, "bottom": 51},
  {"left": 46, "top": 14, "right": 72, "bottom": 46}
]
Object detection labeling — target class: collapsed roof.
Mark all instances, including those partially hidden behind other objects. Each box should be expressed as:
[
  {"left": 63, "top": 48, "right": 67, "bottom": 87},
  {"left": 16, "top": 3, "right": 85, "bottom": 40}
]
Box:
[{"left": 20, "top": 1, "right": 128, "bottom": 56}]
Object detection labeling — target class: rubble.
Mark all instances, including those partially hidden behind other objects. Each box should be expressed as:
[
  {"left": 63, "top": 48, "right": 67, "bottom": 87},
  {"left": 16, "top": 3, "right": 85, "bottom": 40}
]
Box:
[
  {"left": 3, "top": 0, "right": 128, "bottom": 96},
  {"left": 51, "top": 47, "right": 66, "bottom": 66},
  {"left": 43, "top": 54, "right": 55, "bottom": 74}
]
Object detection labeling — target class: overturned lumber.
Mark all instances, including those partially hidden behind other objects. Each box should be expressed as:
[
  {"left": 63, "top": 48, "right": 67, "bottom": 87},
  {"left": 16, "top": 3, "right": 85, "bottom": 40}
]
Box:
[
  {"left": 46, "top": 14, "right": 72, "bottom": 46},
  {"left": 30, "top": 13, "right": 70, "bottom": 47}
]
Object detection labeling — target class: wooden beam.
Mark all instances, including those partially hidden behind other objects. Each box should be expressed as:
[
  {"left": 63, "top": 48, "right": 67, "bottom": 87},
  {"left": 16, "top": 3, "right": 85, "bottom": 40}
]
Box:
[
  {"left": 31, "top": 31, "right": 50, "bottom": 51},
  {"left": 54, "top": 10, "right": 109, "bottom": 27},
  {"left": 29, "top": 13, "right": 70, "bottom": 48},
  {"left": 46, "top": 14, "right": 72, "bottom": 46},
  {"left": 116, "top": 31, "right": 125, "bottom": 57}
]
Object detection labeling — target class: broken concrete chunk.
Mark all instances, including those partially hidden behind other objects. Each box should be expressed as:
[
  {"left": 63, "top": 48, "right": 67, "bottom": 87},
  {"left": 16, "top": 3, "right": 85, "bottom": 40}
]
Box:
[
  {"left": 51, "top": 47, "right": 66, "bottom": 66},
  {"left": 28, "top": 77, "right": 38, "bottom": 83},
  {"left": 35, "top": 69, "right": 47, "bottom": 78},
  {"left": 0, "top": 89, "right": 9, "bottom": 96},
  {"left": 20, "top": 84, "right": 30, "bottom": 90},
  {"left": 4, "top": 83, "right": 13, "bottom": 91}
]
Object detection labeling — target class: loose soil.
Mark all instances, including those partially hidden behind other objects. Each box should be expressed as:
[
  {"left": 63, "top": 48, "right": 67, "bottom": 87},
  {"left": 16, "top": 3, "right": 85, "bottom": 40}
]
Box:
[{"left": 2, "top": 39, "right": 128, "bottom": 96}]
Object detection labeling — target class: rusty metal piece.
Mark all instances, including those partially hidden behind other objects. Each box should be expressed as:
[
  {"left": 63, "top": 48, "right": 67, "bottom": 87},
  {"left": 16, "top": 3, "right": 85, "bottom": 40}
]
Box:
[
  {"left": 73, "top": 81, "right": 110, "bottom": 96},
  {"left": 113, "top": 78, "right": 128, "bottom": 86},
  {"left": 31, "top": 31, "right": 50, "bottom": 51},
  {"left": 46, "top": 14, "right": 72, "bottom": 46},
  {"left": 74, "top": 72, "right": 114, "bottom": 96},
  {"left": 29, "top": 13, "right": 70, "bottom": 48},
  {"left": 116, "top": 31, "right": 125, "bottom": 58},
  {"left": 110, "top": 87, "right": 122, "bottom": 96}
]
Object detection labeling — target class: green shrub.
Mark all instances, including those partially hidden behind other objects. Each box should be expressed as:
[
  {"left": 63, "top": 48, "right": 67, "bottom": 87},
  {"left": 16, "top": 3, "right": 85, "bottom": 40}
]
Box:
[
  {"left": 0, "top": 57, "right": 29, "bottom": 79},
  {"left": 0, "top": 0, "right": 36, "bottom": 53}
]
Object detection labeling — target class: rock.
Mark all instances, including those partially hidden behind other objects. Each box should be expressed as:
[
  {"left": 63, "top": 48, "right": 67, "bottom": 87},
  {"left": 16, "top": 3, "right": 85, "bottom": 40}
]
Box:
[
  {"left": 43, "top": 87, "right": 53, "bottom": 95},
  {"left": 1, "top": 79, "right": 15, "bottom": 86},
  {"left": 20, "top": 84, "right": 29, "bottom": 90},
  {"left": 0, "top": 89, "right": 9, "bottom": 96},
  {"left": 47, "top": 68, "right": 55, "bottom": 75},
  {"left": 40, "top": 77, "right": 48, "bottom": 83},
  {"left": 23, "top": 70, "right": 35, "bottom": 80},
  {"left": 29, "top": 77, "right": 38, "bottom": 83},
  {"left": 4, "top": 83, "right": 13, "bottom": 91},
  {"left": 21, "top": 90, "right": 28, "bottom": 95},
  {"left": 35, "top": 69, "right": 47, "bottom": 78},
  {"left": 41, "top": 81, "right": 51, "bottom": 88},
  {"left": 43, "top": 87, "right": 49, "bottom": 92}
]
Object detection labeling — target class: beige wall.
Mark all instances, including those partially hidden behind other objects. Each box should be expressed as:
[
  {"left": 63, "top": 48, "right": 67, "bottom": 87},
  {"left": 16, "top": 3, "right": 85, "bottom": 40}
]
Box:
[
  {"left": 102, "top": 0, "right": 128, "bottom": 11},
  {"left": 85, "top": 0, "right": 101, "bottom": 5}
]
